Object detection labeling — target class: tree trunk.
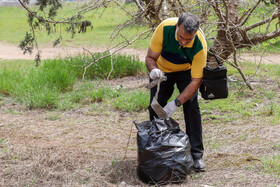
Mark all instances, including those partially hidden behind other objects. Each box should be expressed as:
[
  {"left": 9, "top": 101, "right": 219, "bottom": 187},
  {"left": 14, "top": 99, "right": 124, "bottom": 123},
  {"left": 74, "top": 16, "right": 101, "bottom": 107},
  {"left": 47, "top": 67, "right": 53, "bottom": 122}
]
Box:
[
  {"left": 143, "top": 0, "right": 161, "bottom": 26},
  {"left": 161, "top": 0, "right": 168, "bottom": 20},
  {"left": 209, "top": 0, "right": 240, "bottom": 64}
]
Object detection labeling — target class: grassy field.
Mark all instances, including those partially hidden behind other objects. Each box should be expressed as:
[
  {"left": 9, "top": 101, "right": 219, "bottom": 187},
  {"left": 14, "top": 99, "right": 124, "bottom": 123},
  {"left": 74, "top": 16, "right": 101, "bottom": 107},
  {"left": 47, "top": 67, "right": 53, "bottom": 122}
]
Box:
[
  {"left": 0, "top": 3, "right": 151, "bottom": 49},
  {"left": 0, "top": 55, "right": 148, "bottom": 110},
  {"left": 0, "top": 2, "right": 280, "bottom": 186},
  {"left": 0, "top": 2, "right": 280, "bottom": 51},
  {"left": 0, "top": 54, "right": 280, "bottom": 186}
]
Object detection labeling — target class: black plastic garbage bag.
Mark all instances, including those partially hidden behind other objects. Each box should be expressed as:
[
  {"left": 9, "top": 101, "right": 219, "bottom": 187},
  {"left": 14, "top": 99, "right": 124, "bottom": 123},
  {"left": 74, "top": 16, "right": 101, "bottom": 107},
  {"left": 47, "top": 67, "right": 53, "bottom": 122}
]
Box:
[{"left": 134, "top": 118, "right": 193, "bottom": 185}]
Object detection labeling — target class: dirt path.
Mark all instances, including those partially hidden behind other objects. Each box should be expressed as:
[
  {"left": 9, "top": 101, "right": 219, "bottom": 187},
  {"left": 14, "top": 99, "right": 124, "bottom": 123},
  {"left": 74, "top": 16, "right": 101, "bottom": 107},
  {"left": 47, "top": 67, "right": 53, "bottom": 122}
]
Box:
[
  {"left": 0, "top": 42, "right": 279, "bottom": 64},
  {"left": 0, "top": 42, "right": 147, "bottom": 62}
]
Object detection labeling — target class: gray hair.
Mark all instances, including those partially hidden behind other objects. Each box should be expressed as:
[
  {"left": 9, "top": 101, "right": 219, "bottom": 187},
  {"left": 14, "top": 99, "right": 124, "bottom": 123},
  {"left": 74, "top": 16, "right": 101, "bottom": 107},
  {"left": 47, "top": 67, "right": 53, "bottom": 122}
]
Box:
[{"left": 178, "top": 12, "right": 200, "bottom": 34}]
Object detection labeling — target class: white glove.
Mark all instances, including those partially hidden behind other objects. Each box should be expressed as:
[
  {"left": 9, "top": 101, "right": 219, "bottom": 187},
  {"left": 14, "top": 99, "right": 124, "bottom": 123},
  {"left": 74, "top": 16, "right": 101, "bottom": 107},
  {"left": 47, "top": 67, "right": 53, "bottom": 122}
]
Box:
[
  {"left": 149, "top": 68, "right": 164, "bottom": 80},
  {"left": 163, "top": 100, "right": 178, "bottom": 118}
]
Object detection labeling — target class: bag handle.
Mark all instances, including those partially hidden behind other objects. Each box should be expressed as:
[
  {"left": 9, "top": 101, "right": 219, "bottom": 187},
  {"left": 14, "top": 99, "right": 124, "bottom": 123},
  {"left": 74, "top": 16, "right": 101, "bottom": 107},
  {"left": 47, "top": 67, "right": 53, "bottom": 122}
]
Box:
[
  {"left": 183, "top": 47, "right": 222, "bottom": 67},
  {"left": 209, "top": 48, "right": 222, "bottom": 66}
]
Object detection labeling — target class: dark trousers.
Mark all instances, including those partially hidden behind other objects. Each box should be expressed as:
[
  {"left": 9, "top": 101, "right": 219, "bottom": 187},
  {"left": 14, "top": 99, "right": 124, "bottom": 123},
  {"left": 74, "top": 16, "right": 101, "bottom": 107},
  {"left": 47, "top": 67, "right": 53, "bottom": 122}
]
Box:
[{"left": 148, "top": 70, "right": 204, "bottom": 159}]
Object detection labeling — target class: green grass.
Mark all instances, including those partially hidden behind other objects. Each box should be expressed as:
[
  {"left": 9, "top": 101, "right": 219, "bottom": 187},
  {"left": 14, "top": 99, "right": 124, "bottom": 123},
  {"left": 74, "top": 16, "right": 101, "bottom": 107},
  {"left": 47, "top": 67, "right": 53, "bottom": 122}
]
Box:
[
  {"left": 0, "top": 3, "right": 151, "bottom": 49},
  {"left": 204, "top": 137, "right": 224, "bottom": 150},
  {"left": 0, "top": 6, "right": 29, "bottom": 44},
  {"left": 0, "top": 59, "right": 34, "bottom": 69},
  {"left": 261, "top": 154, "right": 280, "bottom": 178},
  {"left": 9, "top": 60, "right": 77, "bottom": 109},
  {"left": 56, "top": 81, "right": 149, "bottom": 112},
  {"left": 198, "top": 61, "right": 280, "bottom": 125},
  {"left": 0, "top": 54, "right": 147, "bottom": 110},
  {"left": 0, "top": 138, "right": 5, "bottom": 145},
  {"left": 69, "top": 83, "right": 124, "bottom": 104},
  {"left": 0, "top": 54, "right": 279, "bottom": 179},
  {"left": 62, "top": 53, "right": 148, "bottom": 80},
  {"left": 2, "top": 2, "right": 278, "bottom": 52},
  {"left": 0, "top": 57, "right": 278, "bottom": 122},
  {"left": 253, "top": 37, "right": 280, "bottom": 53},
  {"left": 0, "top": 3, "right": 279, "bottom": 182},
  {"left": 111, "top": 89, "right": 149, "bottom": 112}
]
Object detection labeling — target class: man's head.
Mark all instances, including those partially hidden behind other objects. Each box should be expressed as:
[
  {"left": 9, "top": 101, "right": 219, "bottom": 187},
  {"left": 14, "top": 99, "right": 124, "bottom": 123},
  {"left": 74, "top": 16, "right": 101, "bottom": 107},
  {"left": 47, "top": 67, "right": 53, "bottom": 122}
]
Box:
[{"left": 176, "top": 12, "right": 200, "bottom": 46}]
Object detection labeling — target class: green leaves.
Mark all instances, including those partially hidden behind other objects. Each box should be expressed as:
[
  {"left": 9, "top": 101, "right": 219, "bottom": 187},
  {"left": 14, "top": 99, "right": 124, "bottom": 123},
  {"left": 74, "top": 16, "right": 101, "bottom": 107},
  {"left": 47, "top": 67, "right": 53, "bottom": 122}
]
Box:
[{"left": 19, "top": 32, "right": 35, "bottom": 54}]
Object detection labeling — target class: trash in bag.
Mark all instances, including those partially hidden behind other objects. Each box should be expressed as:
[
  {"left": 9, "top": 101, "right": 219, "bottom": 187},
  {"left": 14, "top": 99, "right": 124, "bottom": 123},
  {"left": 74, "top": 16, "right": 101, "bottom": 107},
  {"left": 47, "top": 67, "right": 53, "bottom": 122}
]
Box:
[{"left": 134, "top": 118, "right": 193, "bottom": 185}]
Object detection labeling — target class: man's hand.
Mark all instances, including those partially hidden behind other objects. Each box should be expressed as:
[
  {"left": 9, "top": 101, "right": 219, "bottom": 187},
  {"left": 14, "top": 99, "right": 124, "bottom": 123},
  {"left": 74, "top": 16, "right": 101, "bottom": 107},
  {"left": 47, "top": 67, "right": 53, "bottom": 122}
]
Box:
[
  {"left": 163, "top": 100, "right": 178, "bottom": 117},
  {"left": 150, "top": 68, "right": 164, "bottom": 80}
]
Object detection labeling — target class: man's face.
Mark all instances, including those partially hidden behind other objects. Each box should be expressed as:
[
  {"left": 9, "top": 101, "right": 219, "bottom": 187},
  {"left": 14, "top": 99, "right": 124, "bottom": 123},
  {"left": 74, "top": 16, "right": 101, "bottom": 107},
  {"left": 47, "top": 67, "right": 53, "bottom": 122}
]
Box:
[{"left": 176, "top": 24, "right": 196, "bottom": 46}]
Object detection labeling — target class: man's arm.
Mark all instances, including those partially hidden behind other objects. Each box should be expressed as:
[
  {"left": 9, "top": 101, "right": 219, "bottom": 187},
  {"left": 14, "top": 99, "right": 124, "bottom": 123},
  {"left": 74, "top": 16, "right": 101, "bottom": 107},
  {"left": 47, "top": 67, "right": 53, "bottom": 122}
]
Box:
[
  {"left": 177, "top": 77, "right": 202, "bottom": 104},
  {"left": 145, "top": 47, "right": 161, "bottom": 72},
  {"left": 163, "top": 77, "right": 202, "bottom": 117},
  {"left": 146, "top": 46, "right": 202, "bottom": 104}
]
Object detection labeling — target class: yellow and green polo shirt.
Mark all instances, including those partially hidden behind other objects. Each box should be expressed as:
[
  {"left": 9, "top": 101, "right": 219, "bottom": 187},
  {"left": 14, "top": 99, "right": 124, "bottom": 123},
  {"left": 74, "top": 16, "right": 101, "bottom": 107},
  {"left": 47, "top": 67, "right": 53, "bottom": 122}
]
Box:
[{"left": 149, "top": 18, "right": 207, "bottom": 78}]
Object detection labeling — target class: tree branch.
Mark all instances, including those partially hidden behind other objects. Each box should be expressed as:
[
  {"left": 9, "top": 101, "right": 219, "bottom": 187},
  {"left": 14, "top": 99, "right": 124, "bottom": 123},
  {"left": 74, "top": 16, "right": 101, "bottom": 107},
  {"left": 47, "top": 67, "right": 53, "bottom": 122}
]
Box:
[
  {"left": 18, "top": 0, "right": 76, "bottom": 24},
  {"left": 168, "top": 0, "right": 180, "bottom": 17},
  {"left": 177, "top": 0, "right": 186, "bottom": 13},
  {"left": 240, "top": 28, "right": 280, "bottom": 46},
  {"left": 112, "top": 0, "right": 134, "bottom": 16},
  {"left": 133, "top": 0, "right": 145, "bottom": 11},
  {"left": 156, "top": 0, "right": 165, "bottom": 16},
  {"left": 18, "top": 0, "right": 109, "bottom": 25},
  {"left": 237, "top": 8, "right": 252, "bottom": 25},
  {"left": 244, "top": 11, "right": 278, "bottom": 31},
  {"left": 207, "top": 0, "right": 224, "bottom": 21},
  {"left": 238, "top": 0, "right": 262, "bottom": 27},
  {"left": 222, "top": 0, "right": 254, "bottom": 90}
]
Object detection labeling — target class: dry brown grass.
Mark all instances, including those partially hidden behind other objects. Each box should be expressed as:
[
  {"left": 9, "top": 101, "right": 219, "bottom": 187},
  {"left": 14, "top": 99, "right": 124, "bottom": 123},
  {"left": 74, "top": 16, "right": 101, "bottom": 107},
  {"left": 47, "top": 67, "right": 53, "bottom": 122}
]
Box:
[{"left": 0, "top": 76, "right": 280, "bottom": 187}]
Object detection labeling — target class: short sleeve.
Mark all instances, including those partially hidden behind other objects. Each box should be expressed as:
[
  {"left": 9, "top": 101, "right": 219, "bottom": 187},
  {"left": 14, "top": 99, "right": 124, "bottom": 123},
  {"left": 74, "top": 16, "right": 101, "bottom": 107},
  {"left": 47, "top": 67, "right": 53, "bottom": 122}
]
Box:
[{"left": 149, "top": 23, "right": 164, "bottom": 53}]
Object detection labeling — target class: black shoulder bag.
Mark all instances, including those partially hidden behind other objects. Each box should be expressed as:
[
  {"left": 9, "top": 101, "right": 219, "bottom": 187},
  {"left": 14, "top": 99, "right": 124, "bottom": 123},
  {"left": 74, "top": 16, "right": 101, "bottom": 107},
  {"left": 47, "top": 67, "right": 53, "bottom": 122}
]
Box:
[{"left": 182, "top": 48, "right": 228, "bottom": 100}]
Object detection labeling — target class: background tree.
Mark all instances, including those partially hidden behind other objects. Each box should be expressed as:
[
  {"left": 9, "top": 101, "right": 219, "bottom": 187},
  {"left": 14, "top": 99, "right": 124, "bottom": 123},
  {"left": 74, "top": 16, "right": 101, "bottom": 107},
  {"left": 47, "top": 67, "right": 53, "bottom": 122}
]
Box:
[
  {"left": 205, "top": 0, "right": 280, "bottom": 89},
  {"left": 18, "top": 0, "right": 280, "bottom": 88}
]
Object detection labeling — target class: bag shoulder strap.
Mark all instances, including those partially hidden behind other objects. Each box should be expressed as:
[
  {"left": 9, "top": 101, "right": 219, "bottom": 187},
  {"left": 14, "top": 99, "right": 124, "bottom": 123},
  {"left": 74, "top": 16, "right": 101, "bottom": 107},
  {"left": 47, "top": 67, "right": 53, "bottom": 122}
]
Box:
[
  {"left": 209, "top": 48, "right": 222, "bottom": 66},
  {"left": 183, "top": 46, "right": 222, "bottom": 67}
]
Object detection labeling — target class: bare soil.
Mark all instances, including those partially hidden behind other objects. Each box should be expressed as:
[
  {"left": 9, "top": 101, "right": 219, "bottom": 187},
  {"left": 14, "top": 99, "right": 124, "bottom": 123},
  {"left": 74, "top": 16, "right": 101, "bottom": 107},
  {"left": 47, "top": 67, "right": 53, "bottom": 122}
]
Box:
[
  {"left": 0, "top": 42, "right": 147, "bottom": 62},
  {"left": 0, "top": 42, "right": 279, "bottom": 64},
  {"left": 0, "top": 42, "right": 280, "bottom": 186}
]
